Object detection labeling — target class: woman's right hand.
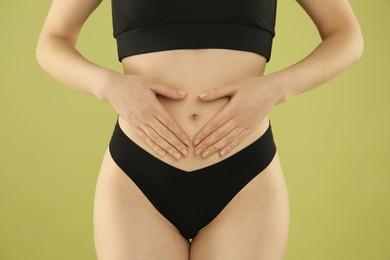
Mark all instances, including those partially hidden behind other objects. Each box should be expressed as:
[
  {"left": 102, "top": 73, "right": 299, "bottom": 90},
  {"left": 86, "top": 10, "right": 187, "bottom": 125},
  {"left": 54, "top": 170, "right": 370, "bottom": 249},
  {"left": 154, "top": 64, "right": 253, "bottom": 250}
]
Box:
[{"left": 105, "top": 73, "right": 191, "bottom": 160}]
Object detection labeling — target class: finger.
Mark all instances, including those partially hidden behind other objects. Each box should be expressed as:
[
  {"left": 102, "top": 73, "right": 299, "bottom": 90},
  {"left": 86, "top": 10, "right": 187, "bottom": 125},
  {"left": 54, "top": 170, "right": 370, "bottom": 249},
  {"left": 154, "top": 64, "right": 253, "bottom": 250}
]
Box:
[
  {"left": 194, "top": 118, "right": 236, "bottom": 156},
  {"left": 142, "top": 124, "right": 183, "bottom": 160},
  {"left": 155, "top": 108, "right": 191, "bottom": 146},
  {"left": 150, "top": 117, "right": 189, "bottom": 156},
  {"left": 219, "top": 128, "right": 251, "bottom": 157},
  {"left": 150, "top": 82, "right": 188, "bottom": 100},
  {"left": 134, "top": 127, "right": 167, "bottom": 157},
  {"left": 193, "top": 109, "right": 233, "bottom": 146},
  {"left": 198, "top": 84, "right": 237, "bottom": 101},
  {"left": 199, "top": 127, "right": 242, "bottom": 159}
]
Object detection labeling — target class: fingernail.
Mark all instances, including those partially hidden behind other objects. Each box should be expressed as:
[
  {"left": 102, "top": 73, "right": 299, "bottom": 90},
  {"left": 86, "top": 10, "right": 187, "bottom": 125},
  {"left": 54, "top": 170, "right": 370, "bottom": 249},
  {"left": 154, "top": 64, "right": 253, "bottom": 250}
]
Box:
[
  {"left": 174, "top": 152, "right": 181, "bottom": 160},
  {"left": 178, "top": 89, "right": 187, "bottom": 96},
  {"left": 202, "top": 150, "right": 210, "bottom": 158},
  {"left": 181, "top": 148, "right": 188, "bottom": 156},
  {"left": 195, "top": 148, "right": 203, "bottom": 156},
  {"left": 199, "top": 91, "right": 208, "bottom": 98},
  {"left": 158, "top": 150, "right": 166, "bottom": 156},
  {"left": 194, "top": 138, "right": 201, "bottom": 146},
  {"left": 220, "top": 149, "right": 227, "bottom": 157},
  {"left": 183, "top": 139, "right": 191, "bottom": 146}
]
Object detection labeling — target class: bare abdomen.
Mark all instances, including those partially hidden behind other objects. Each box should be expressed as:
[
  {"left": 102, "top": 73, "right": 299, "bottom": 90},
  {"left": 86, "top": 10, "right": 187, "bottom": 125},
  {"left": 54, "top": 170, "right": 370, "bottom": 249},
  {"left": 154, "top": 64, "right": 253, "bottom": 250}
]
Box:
[{"left": 118, "top": 49, "right": 271, "bottom": 172}]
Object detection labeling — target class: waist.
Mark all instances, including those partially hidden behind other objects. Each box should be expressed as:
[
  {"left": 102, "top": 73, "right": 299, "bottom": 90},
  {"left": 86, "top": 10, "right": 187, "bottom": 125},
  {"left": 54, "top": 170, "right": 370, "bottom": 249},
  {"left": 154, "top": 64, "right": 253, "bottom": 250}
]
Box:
[
  {"left": 122, "top": 49, "right": 267, "bottom": 135},
  {"left": 118, "top": 49, "right": 271, "bottom": 171}
]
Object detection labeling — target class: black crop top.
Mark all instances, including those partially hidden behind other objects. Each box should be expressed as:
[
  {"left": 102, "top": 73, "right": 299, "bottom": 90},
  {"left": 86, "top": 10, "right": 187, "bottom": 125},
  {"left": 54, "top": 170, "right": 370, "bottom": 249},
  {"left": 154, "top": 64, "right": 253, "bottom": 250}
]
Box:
[{"left": 111, "top": 0, "right": 277, "bottom": 62}]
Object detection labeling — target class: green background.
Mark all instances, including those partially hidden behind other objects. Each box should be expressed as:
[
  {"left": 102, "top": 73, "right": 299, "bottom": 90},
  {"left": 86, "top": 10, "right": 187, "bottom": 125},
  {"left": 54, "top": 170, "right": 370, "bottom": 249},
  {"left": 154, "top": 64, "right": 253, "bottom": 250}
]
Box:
[{"left": 1, "top": 0, "right": 389, "bottom": 259}]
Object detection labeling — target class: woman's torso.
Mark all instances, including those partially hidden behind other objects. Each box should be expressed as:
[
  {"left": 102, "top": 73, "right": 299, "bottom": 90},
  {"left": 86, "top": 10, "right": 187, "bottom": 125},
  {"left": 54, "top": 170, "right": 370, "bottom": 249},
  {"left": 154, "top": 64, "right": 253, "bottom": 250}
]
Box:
[{"left": 118, "top": 49, "right": 271, "bottom": 172}]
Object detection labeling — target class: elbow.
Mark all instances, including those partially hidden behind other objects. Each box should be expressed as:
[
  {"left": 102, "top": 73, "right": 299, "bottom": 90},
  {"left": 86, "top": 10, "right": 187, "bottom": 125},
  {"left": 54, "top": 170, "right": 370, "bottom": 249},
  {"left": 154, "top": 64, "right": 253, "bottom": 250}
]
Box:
[
  {"left": 352, "top": 31, "right": 364, "bottom": 63},
  {"left": 35, "top": 48, "right": 42, "bottom": 69},
  {"left": 35, "top": 36, "right": 53, "bottom": 73},
  {"left": 35, "top": 39, "right": 46, "bottom": 70},
  {"left": 324, "top": 25, "right": 365, "bottom": 65},
  {"left": 338, "top": 29, "right": 365, "bottom": 66},
  {"left": 350, "top": 27, "right": 365, "bottom": 63}
]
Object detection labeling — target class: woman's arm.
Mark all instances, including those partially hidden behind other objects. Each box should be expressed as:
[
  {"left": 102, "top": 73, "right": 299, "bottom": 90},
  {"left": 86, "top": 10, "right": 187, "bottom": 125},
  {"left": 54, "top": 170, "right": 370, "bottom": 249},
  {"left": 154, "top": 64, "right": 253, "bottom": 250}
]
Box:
[
  {"left": 192, "top": 0, "right": 364, "bottom": 158},
  {"left": 36, "top": 0, "right": 113, "bottom": 101},
  {"left": 36, "top": 0, "right": 191, "bottom": 160},
  {"left": 272, "top": 0, "right": 364, "bottom": 104}
]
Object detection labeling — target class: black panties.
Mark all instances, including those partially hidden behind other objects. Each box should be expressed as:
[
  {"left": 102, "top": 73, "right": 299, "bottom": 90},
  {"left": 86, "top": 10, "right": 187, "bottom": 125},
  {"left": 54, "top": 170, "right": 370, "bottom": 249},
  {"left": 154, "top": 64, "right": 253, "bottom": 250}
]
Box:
[{"left": 108, "top": 117, "right": 277, "bottom": 240}]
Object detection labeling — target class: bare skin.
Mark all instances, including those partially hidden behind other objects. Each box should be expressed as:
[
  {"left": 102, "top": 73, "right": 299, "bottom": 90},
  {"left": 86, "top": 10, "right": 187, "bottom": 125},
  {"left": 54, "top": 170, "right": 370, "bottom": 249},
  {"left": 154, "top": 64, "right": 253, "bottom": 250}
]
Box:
[
  {"left": 94, "top": 48, "right": 289, "bottom": 260},
  {"left": 36, "top": 0, "right": 363, "bottom": 259}
]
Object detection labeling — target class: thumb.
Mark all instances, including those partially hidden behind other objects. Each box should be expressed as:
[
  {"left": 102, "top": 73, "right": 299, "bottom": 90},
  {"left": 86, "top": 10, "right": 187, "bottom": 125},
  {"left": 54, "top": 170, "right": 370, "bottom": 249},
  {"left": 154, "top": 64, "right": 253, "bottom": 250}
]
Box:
[
  {"left": 198, "top": 84, "right": 237, "bottom": 101},
  {"left": 150, "top": 83, "right": 188, "bottom": 100}
]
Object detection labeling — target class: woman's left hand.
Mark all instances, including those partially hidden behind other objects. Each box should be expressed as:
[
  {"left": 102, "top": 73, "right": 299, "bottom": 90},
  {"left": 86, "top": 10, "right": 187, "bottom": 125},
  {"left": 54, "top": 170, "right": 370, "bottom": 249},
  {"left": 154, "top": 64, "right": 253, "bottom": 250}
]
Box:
[{"left": 192, "top": 75, "right": 282, "bottom": 158}]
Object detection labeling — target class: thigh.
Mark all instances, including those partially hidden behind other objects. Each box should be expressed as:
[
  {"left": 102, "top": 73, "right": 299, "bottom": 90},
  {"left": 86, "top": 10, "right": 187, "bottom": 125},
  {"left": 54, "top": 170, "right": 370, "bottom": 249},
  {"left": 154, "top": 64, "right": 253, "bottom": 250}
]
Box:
[
  {"left": 93, "top": 147, "right": 190, "bottom": 260},
  {"left": 189, "top": 152, "right": 290, "bottom": 260}
]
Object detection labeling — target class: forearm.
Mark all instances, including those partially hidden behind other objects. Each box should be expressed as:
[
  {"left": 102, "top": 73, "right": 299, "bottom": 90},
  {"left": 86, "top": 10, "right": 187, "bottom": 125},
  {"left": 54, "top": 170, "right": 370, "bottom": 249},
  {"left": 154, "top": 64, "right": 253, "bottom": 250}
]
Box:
[
  {"left": 269, "top": 29, "right": 364, "bottom": 105},
  {"left": 35, "top": 36, "right": 119, "bottom": 102}
]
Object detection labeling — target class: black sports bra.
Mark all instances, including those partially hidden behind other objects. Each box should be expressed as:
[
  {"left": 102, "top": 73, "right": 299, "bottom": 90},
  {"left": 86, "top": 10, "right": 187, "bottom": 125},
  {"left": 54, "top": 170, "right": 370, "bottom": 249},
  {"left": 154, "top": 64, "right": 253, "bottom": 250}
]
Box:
[{"left": 111, "top": 0, "right": 277, "bottom": 62}]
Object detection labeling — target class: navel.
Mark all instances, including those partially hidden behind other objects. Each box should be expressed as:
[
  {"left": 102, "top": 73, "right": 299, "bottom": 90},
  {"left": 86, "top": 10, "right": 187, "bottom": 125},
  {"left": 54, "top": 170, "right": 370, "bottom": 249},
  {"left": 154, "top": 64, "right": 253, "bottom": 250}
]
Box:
[{"left": 191, "top": 114, "right": 198, "bottom": 121}]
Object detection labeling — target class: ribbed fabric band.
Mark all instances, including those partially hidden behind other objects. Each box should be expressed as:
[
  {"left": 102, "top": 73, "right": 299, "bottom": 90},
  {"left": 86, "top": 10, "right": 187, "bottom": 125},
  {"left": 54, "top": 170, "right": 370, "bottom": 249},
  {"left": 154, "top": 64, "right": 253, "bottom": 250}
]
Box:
[{"left": 115, "top": 22, "right": 274, "bottom": 62}]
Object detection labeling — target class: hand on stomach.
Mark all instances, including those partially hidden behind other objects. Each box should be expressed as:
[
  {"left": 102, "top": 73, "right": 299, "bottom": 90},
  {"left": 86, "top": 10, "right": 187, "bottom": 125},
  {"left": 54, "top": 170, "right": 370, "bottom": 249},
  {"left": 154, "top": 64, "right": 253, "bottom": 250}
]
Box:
[{"left": 117, "top": 49, "right": 271, "bottom": 172}]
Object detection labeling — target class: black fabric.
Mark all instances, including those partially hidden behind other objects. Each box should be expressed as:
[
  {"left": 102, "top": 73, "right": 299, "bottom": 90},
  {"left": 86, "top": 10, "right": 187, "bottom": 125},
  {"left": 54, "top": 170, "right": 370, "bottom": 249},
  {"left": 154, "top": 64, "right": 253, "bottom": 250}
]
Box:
[
  {"left": 111, "top": 0, "right": 277, "bottom": 62},
  {"left": 108, "top": 116, "right": 277, "bottom": 240}
]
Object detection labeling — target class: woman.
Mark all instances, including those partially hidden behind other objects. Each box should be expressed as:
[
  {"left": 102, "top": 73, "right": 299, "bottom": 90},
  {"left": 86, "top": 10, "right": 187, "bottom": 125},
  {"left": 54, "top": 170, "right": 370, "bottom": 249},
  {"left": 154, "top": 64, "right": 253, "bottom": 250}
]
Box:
[{"left": 36, "top": 0, "right": 363, "bottom": 259}]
